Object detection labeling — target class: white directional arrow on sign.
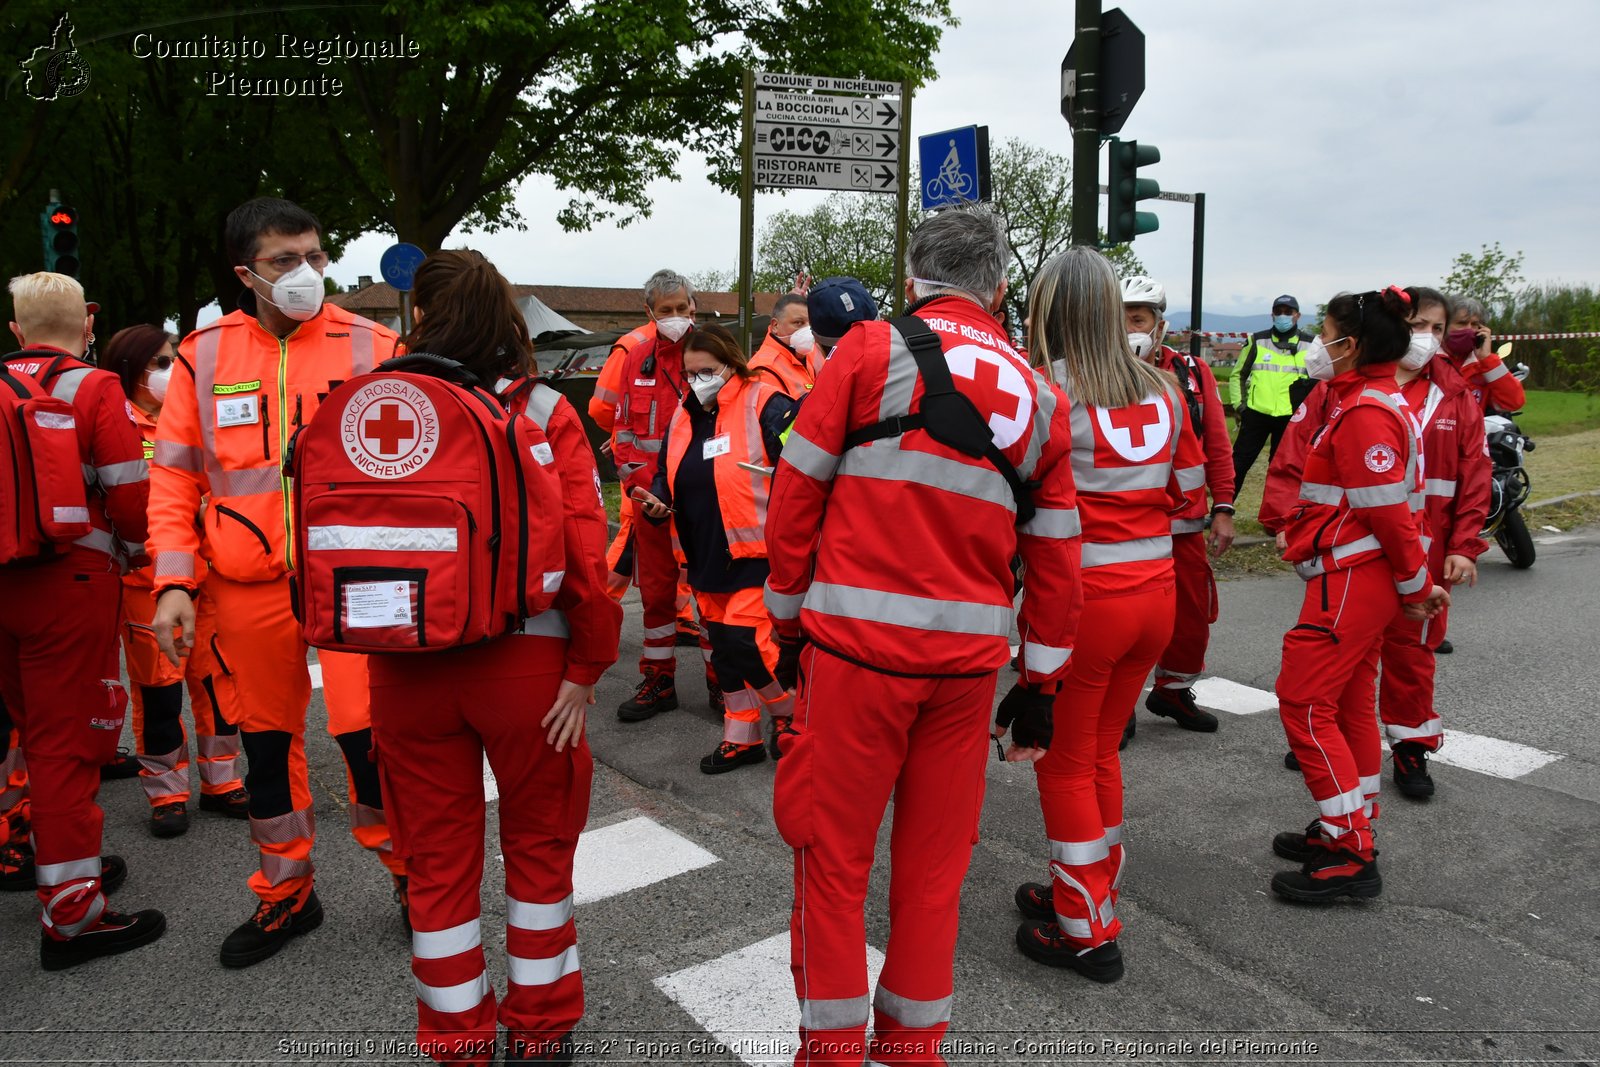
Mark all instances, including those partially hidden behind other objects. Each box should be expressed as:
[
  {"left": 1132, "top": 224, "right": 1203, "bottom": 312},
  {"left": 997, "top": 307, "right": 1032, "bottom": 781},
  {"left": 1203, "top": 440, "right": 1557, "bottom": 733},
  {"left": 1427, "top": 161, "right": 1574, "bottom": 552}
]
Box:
[{"left": 757, "top": 123, "right": 900, "bottom": 161}]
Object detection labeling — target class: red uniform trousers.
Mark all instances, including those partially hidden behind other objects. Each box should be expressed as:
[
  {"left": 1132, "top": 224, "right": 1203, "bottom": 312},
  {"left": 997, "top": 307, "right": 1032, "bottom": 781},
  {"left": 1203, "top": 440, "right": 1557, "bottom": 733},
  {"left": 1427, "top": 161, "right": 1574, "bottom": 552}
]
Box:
[
  {"left": 204, "top": 574, "right": 403, "bottom": 904},
  {"left": 774, "top": 645, "right": 996, "bottom": 1067},
  {"left": 370, "top": 635, "right": 592, "bottom": 1067},
  {"left": 603, "top": 500, "right": 634, "bottom": 602},
  {"left": 1276, "top": 561, "right": 1395, "bottom": 858},
  {"left": 1034, "top": 585, "right": 1174, "bottom": 949},
  {"left": 1377, "top": 548, "right": 1450, "bottom": 751},
  {"left": 122, "top": 586, "right": 244, "bottom": 806},
  {"left": 696, "top": 587, "right": 792, "bottom": 745},
  {"left": 1152, "top": 532, "right": 1216, "bottom": 689},
  {"left": 0, "top": 548, "right": 126, "bottom": 937},
  {"left": 633, "top": 513, "right": 683, "bottom": 675}
]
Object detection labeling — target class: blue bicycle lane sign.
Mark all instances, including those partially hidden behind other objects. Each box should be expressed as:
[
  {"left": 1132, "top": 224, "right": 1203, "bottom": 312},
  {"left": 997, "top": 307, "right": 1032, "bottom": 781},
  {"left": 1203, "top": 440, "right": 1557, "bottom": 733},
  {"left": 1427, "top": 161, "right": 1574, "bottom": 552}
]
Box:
[{"left": 919, "top": 125, "right": 991, "bottom": 211}]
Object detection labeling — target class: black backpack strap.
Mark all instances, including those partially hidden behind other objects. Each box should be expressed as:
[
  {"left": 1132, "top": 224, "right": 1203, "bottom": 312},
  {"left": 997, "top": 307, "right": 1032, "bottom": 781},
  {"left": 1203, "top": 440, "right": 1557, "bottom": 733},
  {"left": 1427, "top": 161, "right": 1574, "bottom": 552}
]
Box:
[
  {"left": 842, "top": 316, "right": 1035, "bottom": 524},
  {"left": 1170, "top": 355, "right": 1203, "bottom": 436},
  {"left": 377, "top": 351, "right": 482, "bottom": 388}
]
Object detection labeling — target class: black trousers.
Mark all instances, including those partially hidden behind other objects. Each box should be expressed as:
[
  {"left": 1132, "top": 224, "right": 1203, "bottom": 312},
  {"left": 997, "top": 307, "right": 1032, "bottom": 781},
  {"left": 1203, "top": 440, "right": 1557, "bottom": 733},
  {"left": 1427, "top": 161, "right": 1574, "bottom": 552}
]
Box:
[{"left": 1232, "top": 407, "right": 1292, "bottom": 488}]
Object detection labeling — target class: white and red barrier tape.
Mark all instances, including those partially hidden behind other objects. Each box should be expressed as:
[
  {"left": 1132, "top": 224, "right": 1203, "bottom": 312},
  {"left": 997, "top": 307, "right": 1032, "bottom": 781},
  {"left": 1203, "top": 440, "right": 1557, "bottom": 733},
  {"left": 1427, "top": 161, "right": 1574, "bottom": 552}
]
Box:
[{"left": 1170, "top": 330, "right": 1600, "bottom": 342}]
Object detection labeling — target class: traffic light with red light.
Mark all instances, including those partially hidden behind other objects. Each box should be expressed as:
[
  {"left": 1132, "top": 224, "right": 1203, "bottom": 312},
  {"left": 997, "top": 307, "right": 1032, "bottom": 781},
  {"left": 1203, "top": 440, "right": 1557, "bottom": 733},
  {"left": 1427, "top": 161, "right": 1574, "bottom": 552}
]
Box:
[{"left": 41, "top": 203, "right": 80, "bottom": 277}]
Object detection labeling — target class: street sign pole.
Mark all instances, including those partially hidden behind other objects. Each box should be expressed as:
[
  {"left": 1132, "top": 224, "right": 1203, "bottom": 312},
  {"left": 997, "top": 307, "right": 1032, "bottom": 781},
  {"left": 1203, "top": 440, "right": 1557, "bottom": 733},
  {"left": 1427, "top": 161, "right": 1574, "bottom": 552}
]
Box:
[
  {"left": 1071, "top": 0, "right": 1101, "bottom": 246},
  {"left": 1189, "top": 191, "right": 1206, "bottom": 366},
  {"left": 892, "top": 82, "right": 913, "bottom": 316},
  {"left": 739, "top": 67, "right": 757, "bottom": 354}
]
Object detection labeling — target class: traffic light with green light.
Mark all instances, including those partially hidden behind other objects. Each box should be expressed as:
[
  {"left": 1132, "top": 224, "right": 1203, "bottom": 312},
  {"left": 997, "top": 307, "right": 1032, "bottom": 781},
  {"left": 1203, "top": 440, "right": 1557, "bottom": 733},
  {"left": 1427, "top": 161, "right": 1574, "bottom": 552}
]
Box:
[
  {"left": 1106, "top": 138, "right": 1160, "bottom": 245},
  {"left": 41, "top": 203, "right": 81, "bottom": 277}
]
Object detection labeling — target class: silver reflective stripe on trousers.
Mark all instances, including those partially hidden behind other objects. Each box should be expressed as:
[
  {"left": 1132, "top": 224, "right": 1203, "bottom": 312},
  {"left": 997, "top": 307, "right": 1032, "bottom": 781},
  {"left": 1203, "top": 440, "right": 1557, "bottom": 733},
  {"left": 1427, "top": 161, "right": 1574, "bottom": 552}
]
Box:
[
  {"left": 306, "top": 525, "right": 460, "bottom": 552},
  {"left": 805, "top": 581, "right": 1012, "bottom": 637},
  {"left": 414, "top": 972, "right": 491, "bottom": 1014},
  {"left": 873, "top": 985, "right": 952, "bottom": 1028},
  {"left": 508, "top": 894, "right": 574, "bottom": 931},
  {"left": 508, "top": 944, "right": 580, "bottom": 987},
  {"left": 800, "top": 994, "right": 870, "bottom": 1031},
  {"left": 1050, "top": 836, "right": 1110, "bottom": 867},
  {"left": 412, "top": 917, "right": 482, "bottom": 960},
  {"left": 1385, "top": 719, "right": 1443, "bottom": 741},
  {"left": 35, "top": 856, "right": 100, "bottom": 886},
  {"left": 1080, "top": 535, "right": 1172, "bottom": 569},
  {"left": 1316, "top": 784, "right": 1365, "bottom": 818},
  {"left": 1054, "top": 910, "right": 1093, "bottom": 939}
]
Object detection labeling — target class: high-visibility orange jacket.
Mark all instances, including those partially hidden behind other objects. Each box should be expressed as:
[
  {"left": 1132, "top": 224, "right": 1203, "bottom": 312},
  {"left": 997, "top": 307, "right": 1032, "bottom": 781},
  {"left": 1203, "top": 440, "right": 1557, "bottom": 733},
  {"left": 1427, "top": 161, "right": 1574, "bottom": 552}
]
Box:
[
  {"left": 123, "top": 404, "right": 203, "bottom": 594},
  {"left": 661, "top": 375, "right": 785, "bottom": 560},
  {"left": 4, "top": 347, "right": 148, "bottom": 564},
  {"left": 149, "top": 296, "right": 397, "bottom": 591},
  {"left": 748, "top": 330, "right": 823, "bottom": 399},
  {"left": 765, "top": 296, "right": 1083, "bottom": 684},
  {"left": 585, "top": 322, "right": 688, "bottom": 496}
]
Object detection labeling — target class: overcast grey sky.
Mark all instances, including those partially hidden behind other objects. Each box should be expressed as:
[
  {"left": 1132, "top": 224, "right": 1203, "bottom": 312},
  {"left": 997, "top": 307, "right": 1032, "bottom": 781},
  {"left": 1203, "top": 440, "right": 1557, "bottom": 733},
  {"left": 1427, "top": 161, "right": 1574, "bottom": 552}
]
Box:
[{"left": 325, "top": 0, "right": 1600, "bottom": 319}]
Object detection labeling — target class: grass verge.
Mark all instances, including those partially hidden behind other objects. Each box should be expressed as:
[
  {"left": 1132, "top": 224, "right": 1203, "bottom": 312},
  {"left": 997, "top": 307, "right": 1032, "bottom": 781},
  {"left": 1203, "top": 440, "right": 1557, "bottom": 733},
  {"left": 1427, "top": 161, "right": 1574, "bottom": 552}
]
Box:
[{"left": 1516, "top": 390, "right": 1600, "bottom": 439}]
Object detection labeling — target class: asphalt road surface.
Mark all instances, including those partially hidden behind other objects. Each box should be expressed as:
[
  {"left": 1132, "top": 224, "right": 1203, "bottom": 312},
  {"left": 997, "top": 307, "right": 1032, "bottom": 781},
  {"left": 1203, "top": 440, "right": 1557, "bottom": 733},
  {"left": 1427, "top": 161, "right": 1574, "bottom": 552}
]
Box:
[{"left": 3, "top": 528, "right": 1596, "bottom": 1066}]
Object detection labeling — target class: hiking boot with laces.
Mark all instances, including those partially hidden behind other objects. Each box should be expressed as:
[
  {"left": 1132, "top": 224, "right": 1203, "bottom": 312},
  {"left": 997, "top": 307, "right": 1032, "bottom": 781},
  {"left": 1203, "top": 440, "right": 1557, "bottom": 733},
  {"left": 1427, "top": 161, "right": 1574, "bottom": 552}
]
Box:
[
  {"left": 199, "top": 786, "right": 251, "bottom": 819},
  {"left": 393, "top": 874, "right": 411, "bottom": 934},
  {"left": 1014, "top": 882, "right": 1053, "bottom": 923},
  {"left": 767, "top": 716, "right": 798, "bottom": 760},
  {"left": 1014, "top": 921, "right": 1124, "bottom": 982},
  {"left": 1144, "top": 686, "right": 1219, "bottom": 732},
  {"left": 40, "top": 907, "right": 167, "bottom": 971},
  {"left": 1271, "top": 847, "right": 1381, "bottom": 903},
  {"left": 617, "top": 672, "right": 678, "bottom": 722},
  {"left": 1272, "top": 819, "right": 1326, "bottom": 864},
  {"left": 220, "top": 888, "right": 323, "bottom": 968},
  {"left": 699, "top": 741, "right": 767, "bottom": 775},
  {"left": 0, "top": 841, "right": 35, "bottom": 891},
  {"left": 150, "top": 800, "right": 189, "bottom": 839},
  {"left": 100, "top": 748, "right": 141, "bottom": 781},
  {"left": 1392, "top": 741, "right": 1436, "bottom": 799}
]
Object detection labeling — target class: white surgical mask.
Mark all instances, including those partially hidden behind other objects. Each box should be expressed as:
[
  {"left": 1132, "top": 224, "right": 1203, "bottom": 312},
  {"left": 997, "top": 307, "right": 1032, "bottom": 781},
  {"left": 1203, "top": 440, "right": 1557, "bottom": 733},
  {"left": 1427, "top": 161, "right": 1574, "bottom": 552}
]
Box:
[
  {"left": 1401, "top": 331, "right": 1439, "bottom": 370},
  {"left": 1305, "top": 336, "right": 1348, "bottom": 381},
  {"left": 1127, "top": 332, "right": 1155, "bottom": 359},
  {"left": 145, "top": 365, "right": 171, "bottom": 403},
  {"left": 249, "top": 261, "right": 324, "bottom": 322},
  {"left": 655, "top": 316, "right": 693, "bottom": 343},
  {"left": 690, "top": 371, "right": 727, "bottom": 407},
  {"left": 789, "top": 326, "right": 815, "bottom": 355}
]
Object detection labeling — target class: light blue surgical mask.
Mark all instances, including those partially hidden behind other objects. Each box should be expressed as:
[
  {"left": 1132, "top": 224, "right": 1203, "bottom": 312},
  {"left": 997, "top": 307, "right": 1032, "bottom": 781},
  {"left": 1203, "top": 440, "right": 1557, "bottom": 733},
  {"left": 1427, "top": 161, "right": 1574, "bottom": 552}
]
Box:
[{"left": 1273, "top": 314, "right": 1295, "bottom": 333}]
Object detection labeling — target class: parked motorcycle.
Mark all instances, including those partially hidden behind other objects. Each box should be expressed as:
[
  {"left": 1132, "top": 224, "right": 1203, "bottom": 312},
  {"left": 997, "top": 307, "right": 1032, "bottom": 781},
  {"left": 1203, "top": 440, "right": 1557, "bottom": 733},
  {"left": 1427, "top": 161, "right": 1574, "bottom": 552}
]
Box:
[{"left": 1480, "top": 351, "right": 1535, "bottom": 569}]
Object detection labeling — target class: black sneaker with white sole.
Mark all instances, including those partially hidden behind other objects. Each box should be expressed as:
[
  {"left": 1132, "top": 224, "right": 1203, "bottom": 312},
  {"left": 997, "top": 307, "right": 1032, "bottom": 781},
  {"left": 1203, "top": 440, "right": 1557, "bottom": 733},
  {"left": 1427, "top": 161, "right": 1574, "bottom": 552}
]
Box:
[
  {"left": 40, "top": 908, "right": 167, "bottom": 971},
  {"left": 1014, "top": 921, "right": 1124, "bottom": 982}
]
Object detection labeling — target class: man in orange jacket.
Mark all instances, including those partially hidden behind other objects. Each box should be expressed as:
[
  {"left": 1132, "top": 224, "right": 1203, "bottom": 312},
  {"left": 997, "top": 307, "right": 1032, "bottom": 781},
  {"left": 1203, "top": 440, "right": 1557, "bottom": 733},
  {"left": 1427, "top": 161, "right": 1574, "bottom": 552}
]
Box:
[
  {"left": 748, "top": 293, "right": 822, "bottom": 399},
  {"left": 148, "top": 198, "right": 405, "bottom": 968}
]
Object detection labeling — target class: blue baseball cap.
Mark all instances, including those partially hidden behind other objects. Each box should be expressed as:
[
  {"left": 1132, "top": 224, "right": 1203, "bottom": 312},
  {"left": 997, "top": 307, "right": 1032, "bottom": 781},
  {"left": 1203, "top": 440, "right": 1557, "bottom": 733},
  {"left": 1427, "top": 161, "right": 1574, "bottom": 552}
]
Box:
[
  {"left": 807, "top": 277, "right": 879, "bottom": 345},
  {"left": 1272, "top": 294, "right": 1299, "bottom": 312}
]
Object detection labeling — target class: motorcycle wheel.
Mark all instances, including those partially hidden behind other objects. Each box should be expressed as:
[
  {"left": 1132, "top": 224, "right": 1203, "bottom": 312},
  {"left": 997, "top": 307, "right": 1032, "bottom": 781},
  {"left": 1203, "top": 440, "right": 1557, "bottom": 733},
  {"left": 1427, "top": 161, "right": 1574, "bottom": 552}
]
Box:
[{"left": 1496, "top": 509, "right": 1536, "bottom": 569}]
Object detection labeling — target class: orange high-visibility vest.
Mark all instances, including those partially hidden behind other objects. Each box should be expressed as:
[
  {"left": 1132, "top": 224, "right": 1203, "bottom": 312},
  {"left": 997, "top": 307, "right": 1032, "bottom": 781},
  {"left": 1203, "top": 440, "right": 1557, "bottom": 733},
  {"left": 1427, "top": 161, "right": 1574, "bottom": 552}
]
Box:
[
  {"left": 748, "top": 330, "right": 823, "bottom": 399},
  {"left": 663, "top": 375, "right": 778, "bottom": 560}
]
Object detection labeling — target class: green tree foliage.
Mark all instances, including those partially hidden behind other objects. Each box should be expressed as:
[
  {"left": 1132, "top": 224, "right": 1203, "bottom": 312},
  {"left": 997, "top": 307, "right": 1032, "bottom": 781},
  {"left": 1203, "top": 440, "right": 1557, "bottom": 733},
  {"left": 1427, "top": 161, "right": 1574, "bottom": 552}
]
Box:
[
  {"left": 1442, "top": 242, "right": 1526, "bottom": 314},
  {"left": 752, "top": 139, "right": 1145, "bottom": 328},
  {"left": 1500, "top": 283, "right": 1600, "bottom": 392}
]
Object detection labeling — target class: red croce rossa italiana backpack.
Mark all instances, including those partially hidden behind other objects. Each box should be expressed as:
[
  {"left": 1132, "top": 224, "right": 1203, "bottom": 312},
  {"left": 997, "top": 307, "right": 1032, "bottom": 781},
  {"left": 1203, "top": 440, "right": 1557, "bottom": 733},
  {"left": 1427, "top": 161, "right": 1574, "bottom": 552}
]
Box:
[
  {"left": 1, "top": 353, "right": 93, "bottom": 565},
  {"left": 288, "top": 353, "right": 565, "bottom": 652}
]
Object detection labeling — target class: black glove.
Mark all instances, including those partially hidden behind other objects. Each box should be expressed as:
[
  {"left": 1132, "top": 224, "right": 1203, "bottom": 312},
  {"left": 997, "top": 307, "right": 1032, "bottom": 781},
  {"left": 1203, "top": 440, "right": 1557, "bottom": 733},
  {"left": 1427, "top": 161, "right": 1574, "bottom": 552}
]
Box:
[
  {"left": 994, "top": 682, "right": 1054, "bottom": 751},
  {"left": 774, "top": 633, "right": 805, "bottom": 691}
]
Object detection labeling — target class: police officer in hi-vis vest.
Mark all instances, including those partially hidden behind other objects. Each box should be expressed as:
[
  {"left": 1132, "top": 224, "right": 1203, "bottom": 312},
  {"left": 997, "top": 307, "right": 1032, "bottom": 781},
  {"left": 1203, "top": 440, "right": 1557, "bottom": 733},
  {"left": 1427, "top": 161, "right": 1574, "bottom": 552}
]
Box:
[{"left": 1230, "top": 294, "right": 1314, "bottom": 487}]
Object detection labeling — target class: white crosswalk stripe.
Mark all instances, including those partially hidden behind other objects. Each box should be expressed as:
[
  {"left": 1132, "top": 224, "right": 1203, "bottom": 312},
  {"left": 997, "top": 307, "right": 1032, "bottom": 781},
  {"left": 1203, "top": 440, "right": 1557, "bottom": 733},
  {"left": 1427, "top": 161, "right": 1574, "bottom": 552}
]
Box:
[
  {"left": 1190, "top": 676, "right": 1278, "bottom": 715},
  {"left": 655, "top": 932, "right": 885, "bottom": 1067},
  {"left": 572, "top": 815, "right": 720, "bottom": 905},
  {"left": 1431, "top": 730, "right": 1564, "bottom": 779}
]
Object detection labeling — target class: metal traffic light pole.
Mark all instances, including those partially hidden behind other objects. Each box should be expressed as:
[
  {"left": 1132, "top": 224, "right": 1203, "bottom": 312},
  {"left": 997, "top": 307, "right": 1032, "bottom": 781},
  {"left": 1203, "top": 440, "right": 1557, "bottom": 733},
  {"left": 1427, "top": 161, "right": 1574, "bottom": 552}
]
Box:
[{"left": 1069, "top": 0, "right": 1101, "bottom": 246}]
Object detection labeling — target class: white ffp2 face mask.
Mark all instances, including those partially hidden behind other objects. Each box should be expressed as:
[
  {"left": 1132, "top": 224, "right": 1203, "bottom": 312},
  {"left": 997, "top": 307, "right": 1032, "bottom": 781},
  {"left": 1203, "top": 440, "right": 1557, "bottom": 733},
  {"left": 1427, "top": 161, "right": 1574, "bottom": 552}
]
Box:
[
  {"left": 1127, "top": 332, "right": 1155, "bottom": 359},
  {"left": 1305, "top": 336, "right": 1347, "bottom": 381},
  {"left": 1401, "top": 331, "right": 1440, "bottom": 370},
  {"left": 690, "top": 372, "right": 727, "bottom": 407},
  {"left": 655, "top": 316, "right": 693, "bottom": 343},
  {"left": 145, "top": 365, "right": 171, "bottom": 403},
  {"left": 250, "top": 261, "right": 324, "bottom": 322},
  {"left": 789, "top": 326, "right": 815, "bottom": 355}
]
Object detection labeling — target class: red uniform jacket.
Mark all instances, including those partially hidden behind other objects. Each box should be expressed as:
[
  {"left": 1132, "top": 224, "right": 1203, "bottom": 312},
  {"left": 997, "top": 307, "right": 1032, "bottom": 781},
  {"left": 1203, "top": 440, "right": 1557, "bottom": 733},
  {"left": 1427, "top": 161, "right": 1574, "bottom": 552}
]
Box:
[
  {"left": 587, "top": 322, "right": 688, "bottom": 497},
  {"left": 1154, "top": 345, "right": 1234, "bottom": 532},
  {"left": 1277, "top": 364, "right": 1429, "bottom": 603},
  {"left": 1050, "top": 363, "right": 1193, "bottom": 599},
  {"left": 765, "top": 296, "right": 1082, "bottom": 683},
  {"left": 507, "top": 378, "right": 622, "bottom": 686},
  {"left": 1445, "top": 348, "right": 1525, "bottom": 415},
  {"left": 1262, "top": 358, "right": 1490, "bottom": 571},
  {"left": 5, "top": 347, "right": 148, "bottom": 564}
]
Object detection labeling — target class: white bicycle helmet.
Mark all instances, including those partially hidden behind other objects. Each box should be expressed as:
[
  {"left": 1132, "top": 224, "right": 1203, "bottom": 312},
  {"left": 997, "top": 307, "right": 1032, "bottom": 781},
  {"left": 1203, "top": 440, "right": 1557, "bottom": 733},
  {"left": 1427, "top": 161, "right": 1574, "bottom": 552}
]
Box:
[{"left": 1120, "top": 276, "right": 1167, "bottom": 312}]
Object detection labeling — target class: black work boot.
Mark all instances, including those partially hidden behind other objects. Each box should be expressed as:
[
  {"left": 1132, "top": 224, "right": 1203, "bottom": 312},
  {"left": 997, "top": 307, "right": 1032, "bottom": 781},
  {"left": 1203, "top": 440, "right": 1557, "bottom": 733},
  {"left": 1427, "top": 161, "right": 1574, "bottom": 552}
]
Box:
[
  {"left": 1144, "top": 687, "right": 1219, "bottom": 732},
  {"left": 1014, "top": 882, "right": 1053, "bottom": 923},
  {"left": 1284, "top": 750, "right": 1301, "bottom": 771},
  {"left": 100, "top": 748, "right": 141, "bottom": 780},
  {"left": 1271, "top": 819, "right": 1325, "bottom": 864},
  {"left": 1392, "top": 741, "right": 1436, "bottom": 799},
  {"left": 1015, "top": 921, "right": 1124, "bottom": 982},
  {"left": 617, "top": 672, "right": 678, "bottom": 722},
  {"left": 219, "top": 888, "right": 324, "bottom": 968},
  {"left": 150, "top": 800, "right": 190, "bottom": 839},
  {"left": 1271, "top": 847, "right": 1381, "bottom": 903},
  {"left": 40, "top": 907, "right": 166, "bottom": 971},
  {"left": 766, "top": 716, "right": 798, "bottom": 760},
  {"left": 699, "top": 742, "right": 766, "bottom": 775},
  {"left": 199, "top": 787, "right": 251, "bottom": 819}
]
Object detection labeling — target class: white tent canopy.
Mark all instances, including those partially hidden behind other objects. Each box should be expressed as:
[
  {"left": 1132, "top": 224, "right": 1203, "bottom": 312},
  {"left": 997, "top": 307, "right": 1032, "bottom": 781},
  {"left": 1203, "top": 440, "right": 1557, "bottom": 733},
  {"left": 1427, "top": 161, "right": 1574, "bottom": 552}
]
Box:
[{"left": 517, "top": 293, "right": 583, "bottom": 338}]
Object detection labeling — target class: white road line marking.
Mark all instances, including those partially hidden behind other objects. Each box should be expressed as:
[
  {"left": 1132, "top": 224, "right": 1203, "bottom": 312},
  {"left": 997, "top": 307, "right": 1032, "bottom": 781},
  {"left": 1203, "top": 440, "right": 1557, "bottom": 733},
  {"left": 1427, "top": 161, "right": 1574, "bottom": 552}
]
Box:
[
  {"left": 308, "top": 661, "right": 323, "bottom": 689},
  {"left": 1190, "top": 676, "right": 1277, "bottom": 715},
  {"left": 483, "top": 756, "right": 499, "bottom": 803},
  {"left": 572, "top": 815, "right": 719, "bottom": 905},
  {"left": 1431, "top": 731, "right": 1563, "bottom": 780},
  {"left": 655, "top": 932, "right": 885, "bottom": 1066}
]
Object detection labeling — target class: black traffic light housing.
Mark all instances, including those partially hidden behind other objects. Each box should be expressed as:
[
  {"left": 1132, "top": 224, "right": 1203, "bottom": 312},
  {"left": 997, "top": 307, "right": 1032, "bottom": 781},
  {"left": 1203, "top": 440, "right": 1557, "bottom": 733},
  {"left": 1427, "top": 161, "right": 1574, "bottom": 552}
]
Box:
[
  {"left": 41, "top": 203, "right": 80, "bottom": 277},
  {"left": 1105, "top": 137, "right": 1160, "bottom": 245}
]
